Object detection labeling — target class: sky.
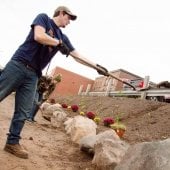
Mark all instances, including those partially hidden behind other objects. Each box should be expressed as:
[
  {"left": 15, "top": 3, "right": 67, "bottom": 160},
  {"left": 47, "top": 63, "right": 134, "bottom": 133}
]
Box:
[{"left": 0, "top": 0, "right": 170, "bottom": 83}]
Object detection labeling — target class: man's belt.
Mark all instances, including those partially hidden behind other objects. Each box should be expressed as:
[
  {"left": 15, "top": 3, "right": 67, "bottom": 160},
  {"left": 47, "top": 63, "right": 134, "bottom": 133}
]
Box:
[{"left": 18, "top": 60, "right": 36, "bottom": 72}]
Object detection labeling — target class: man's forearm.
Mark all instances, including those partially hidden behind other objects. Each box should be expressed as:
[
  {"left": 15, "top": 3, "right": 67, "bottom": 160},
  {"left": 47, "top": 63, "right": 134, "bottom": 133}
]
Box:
[
  {"left": 69, "top": 50, "right": 96, "bottom": 69},
  {"left": 34, "top": 25, "right": 60, "bottom": 46}
]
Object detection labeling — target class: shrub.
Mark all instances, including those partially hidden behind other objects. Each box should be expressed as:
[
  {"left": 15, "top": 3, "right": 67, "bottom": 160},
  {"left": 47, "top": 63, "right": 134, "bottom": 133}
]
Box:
[
  {"left": 71, "top": 105, "right": 79, "bottom": 112},
  {"left": 110, "top": 122, "right": 126, "bottom": 138},
  {"left": 86, "top": 112, "right": 95, "bottom": 120},
  {"left": 61, "top": 103, "right": 68, "bottom": 108},
  {"left": 79, "top": 111, "right": 85, "bottom": 115},
  {"left": 103, "top": 117, "right": 114, "bottom": 127},
  {"left": 110, "top": 122, "right": 126, "bottom": 130},
  {"left": 94, "top": 116, "right": 101, "bottom": 124}
]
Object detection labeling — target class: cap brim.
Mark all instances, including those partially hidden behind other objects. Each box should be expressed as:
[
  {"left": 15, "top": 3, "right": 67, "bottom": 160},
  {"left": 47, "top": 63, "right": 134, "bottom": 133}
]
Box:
[
  {"left": 70, "top": 15, "right": 77, "bottom": 21},
  {"left": 65, "top": 11, "right": 77, "bottom": 20}
]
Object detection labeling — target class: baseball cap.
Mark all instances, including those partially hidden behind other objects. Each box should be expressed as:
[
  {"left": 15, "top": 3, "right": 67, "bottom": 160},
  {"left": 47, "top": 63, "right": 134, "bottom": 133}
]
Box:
[{"left": 54, "top": 6, "right": 77, "bottom": 21}]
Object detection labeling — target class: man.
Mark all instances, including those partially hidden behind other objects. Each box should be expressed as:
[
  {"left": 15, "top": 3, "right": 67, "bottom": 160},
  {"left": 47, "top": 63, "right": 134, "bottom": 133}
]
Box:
[
  {"left": 0, "top": 67, "right": 3, "bottom": 75},
  {"left": 0, "top": 6, "right": 107, "bottom": 159}
]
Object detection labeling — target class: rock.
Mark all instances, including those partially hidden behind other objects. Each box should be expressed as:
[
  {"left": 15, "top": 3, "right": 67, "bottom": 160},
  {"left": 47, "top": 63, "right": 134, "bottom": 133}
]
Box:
[
  {"left": 79, "top": 129, "right": 120, "bottom": 156},
  {"left": 64, "top": 115, "right": 97, "bottom": 144},
  {"left": 115, "top": 138, "right": 170, "bottom": 170},
  {"left": 92, "top": 131, "right": 129, "bottom": 170},
  {"left": 51, "top": 110, "right": 67, "bottom": 128}
]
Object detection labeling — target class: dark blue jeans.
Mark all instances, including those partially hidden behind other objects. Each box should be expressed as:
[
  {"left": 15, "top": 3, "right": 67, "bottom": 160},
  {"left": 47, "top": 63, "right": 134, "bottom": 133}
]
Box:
[
  {"left": 29, "top": 91, "right": 43, "bottom": 121},
  {"left": 0, "top": 60, "right": 38, "bottom": 144}
]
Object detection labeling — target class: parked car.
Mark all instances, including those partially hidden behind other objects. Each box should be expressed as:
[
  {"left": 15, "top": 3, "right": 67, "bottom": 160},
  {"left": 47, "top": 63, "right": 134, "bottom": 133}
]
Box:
[{"left": 123, "top": 78, "right": 170, "bottom": 103}]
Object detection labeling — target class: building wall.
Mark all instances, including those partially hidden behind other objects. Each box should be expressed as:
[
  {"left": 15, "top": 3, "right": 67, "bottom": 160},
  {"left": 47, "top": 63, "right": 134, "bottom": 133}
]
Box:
[
  {"left": 92, "top": 69, "right": 142, "bottom": 91},
  {"left": 48, "top": 67, "right": 142, "bottom": 98},
  {"left": 49, "top": 66, "right": 94, "bottom": 98},
  {"left": 92, "top": 76, "right": 114, "bottom": 91}
]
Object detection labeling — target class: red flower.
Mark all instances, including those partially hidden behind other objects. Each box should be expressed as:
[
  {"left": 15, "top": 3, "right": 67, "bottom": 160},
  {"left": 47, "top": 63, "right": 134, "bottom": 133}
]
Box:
[
  {"left": 61, "top": 103, "right": 68, "bottom": 108},
  {"left": 103, "top": 117, "right": 114, "bottom": 127},
  {"left": 86, "top": 112, "right": 95, "bottom": 120},
  {"left": 71, "top": 105, "right": 79, "bottom": 112}
]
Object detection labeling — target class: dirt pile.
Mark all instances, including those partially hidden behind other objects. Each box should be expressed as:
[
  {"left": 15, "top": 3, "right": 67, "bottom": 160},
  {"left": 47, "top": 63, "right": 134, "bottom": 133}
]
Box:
[
  {"left": 55, "top": 95, "right": 170, "bottom": 144},
  {"left": 0, "top": 94, "right": 170, "bottom": 169}
]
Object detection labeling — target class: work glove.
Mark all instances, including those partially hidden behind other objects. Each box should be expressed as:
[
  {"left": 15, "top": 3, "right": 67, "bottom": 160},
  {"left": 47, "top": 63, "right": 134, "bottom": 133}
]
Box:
[
  {"left": 96, "top": 64, "right": 109, "bottom": 76},
  {"left": 58, "top": 42, "right": 70, "bottom": 57}
]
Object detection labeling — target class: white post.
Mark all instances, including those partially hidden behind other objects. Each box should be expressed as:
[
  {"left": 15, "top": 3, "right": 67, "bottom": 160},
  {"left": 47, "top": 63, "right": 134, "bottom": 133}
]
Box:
[
  {"left": 143, "top": 76, "right": 150, "bottom": 88},
  {"left": 78, "top": 85, "right": 83, "bottom": 95},
  {"left": 85, "top": 84, "right": 91, "bottom": 95},
  {"left": 105, "top": 78, "right": 112, "bottom": 96},
  {"left": 141, "top": 76, "right": 150, "bottom": 99}
]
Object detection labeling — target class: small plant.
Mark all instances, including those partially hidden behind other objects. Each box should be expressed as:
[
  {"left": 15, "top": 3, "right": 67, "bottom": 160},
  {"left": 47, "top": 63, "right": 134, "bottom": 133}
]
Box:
[
  {"left": 110, "top": 123, "right": 126, "bottom": 130},
  {"left": 94, "top": 116, "right": 101, "bottom": 124},
  {"left": 71, "top": 105, "right": 79, "bottom": 112},
  {"left": 79, "top": 111, "right": 85, "bottom": 116},
  {"left": 61, "top": 103, "right": 68, "bottom": 108},
  {"left": 86, "top": 112, "right": 95, "bottom": 120},
  {"left": 103, "top": 117, "right": 114, "bottom": 127},
  {"left": 110, "top": 122, "right": 126, "bottom": 138},
  {"left": 54, "top": 74, "right": 62, "bottom": 83},
  {"left": 110, "top": 112, "right": 126, "bottom": 138}
]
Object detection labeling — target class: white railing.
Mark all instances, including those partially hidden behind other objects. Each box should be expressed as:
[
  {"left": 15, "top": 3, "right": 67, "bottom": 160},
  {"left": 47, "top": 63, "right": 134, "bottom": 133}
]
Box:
[{"left": 80, "top": 89, "right": 170, "bottom": 99}]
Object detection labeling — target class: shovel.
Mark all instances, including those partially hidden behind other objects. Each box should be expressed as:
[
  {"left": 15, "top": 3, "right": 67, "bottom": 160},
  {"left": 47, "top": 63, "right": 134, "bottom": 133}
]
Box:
[{"left": 69, "top": 53, "right": 136, "bottom": 91}]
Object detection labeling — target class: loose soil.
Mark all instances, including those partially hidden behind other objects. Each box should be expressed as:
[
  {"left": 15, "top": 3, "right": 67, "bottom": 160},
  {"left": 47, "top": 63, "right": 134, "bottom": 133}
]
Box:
[{"left": 0, "top": 93, "right": 170, "bottom": 170}]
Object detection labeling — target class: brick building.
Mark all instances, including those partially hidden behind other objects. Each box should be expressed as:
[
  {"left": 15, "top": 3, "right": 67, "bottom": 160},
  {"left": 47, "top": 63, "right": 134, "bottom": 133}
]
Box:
[
  {"left": 49, "top": 66, "right": 94, "bottom": 98},
  {"left": 48, "top": 67, "right": 143, "bottom": 98},
  {"left": 92, "top": 69, "right": 142, "bottom": 92}
]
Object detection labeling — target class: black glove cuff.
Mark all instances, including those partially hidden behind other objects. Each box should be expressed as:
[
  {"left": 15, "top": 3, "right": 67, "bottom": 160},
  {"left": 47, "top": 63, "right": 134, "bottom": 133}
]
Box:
[
  {"left": 96, "top": 64, "right": 109, "bottom": 76},
  {"left": 58, "top": 43, "right": 70, "bottom": 57}
]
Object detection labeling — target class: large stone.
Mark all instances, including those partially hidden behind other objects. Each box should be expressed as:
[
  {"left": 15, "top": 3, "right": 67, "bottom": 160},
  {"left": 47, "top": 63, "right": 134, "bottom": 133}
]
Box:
[
  {"left": 64, "top": 118, "right": 74, "bottom": 134},
  {"left": 51, "top": 110, "right": 67, "bottom": 128},
  {"left": 64, "top": 115, "right": 97, "bottom": 144},
  {"left": 92, "top": 134, "right": 129, "bottom": 170},
  {"left": 115, "top": 138, "right": 170, "bottom": 170},
  {"left": 42, "top": 104, "right": 63, "bottom": 119},
  {"left": 40, "top": 102, "right": 51, "bottom": 111},
  {"left": 79, "top": 129, "right": 120, "bottom": 156}
]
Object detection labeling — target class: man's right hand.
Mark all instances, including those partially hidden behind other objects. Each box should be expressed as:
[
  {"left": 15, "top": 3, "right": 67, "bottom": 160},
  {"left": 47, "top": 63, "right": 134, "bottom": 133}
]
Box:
[{"left": 58, "top": 42, "right": 70, "bottom": 57}]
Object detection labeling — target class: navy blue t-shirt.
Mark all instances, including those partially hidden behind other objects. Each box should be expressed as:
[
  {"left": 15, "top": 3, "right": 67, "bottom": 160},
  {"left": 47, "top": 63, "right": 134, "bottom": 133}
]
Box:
[{"left": 12, "top": 13, "right": 75, "bottom": 76}]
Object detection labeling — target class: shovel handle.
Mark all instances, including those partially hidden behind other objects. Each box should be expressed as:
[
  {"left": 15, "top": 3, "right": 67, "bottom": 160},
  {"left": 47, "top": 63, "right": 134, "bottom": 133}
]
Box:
[
  {"left": 107, "top": 72, "right": 136, "bottom": 90},
  {"left": 69, "top": 52, "right": 136, "bottom": 91}
]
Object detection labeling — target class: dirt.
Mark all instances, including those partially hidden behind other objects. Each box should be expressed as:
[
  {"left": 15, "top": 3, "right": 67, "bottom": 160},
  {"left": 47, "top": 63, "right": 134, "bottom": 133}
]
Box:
[{"left": 0, "top": 93, "right": 170, "bottom": 170}]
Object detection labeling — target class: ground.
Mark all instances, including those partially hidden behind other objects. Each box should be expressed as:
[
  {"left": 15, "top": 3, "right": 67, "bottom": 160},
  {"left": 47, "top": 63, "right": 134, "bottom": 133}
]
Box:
[{"left": 0, "top": 93, "right": 170, "bottom": 170}]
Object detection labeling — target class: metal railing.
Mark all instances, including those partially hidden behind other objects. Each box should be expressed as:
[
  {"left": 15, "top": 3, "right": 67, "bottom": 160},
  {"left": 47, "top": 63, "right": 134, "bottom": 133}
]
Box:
[{"left": 81, "top": 88, "right": 170, "bottom": 98}]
